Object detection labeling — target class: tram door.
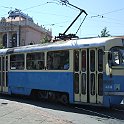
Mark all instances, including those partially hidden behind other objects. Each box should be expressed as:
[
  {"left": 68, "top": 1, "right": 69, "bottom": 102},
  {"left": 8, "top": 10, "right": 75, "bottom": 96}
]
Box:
[
  {"left": 74, "top": 48, "right": 103, "bottom": 104},
  {"left": 0, "top": 56, "right": 8, "bottom": 93}
]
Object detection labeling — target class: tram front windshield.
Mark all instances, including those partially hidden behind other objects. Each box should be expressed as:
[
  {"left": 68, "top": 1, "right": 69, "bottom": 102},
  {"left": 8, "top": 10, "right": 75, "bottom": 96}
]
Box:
[{"left": 109, "top": 47, "right": 124, "bottom": 66}]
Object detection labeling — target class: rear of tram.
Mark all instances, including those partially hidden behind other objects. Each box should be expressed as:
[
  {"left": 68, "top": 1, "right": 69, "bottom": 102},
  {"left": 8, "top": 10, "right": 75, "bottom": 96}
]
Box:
[{"left": 73, "top": 38, "right": 124, "bottom": 107}]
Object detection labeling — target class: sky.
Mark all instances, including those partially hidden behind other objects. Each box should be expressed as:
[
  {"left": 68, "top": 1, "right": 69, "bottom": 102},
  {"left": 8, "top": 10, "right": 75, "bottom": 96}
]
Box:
[{"left": 0, "top": 0, "right": 124, "bottom": 38}]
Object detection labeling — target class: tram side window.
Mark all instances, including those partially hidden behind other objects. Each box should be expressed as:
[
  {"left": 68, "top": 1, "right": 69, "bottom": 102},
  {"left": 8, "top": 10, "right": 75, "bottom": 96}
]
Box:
[
  {"left": 26, "top": 52, "right": 44, "bottom": 70},
  {"left": 74, "top": 73, "right": 79, "bottom": 94},
  {"left": 109, "top": 47, "right": 124, "bottom": 66},
  {"left": 90, "top": 50, "right": 95, "bottom": 72},
  {"left": 81, "top": 73, "right": 86, "bottom": 94},
  {"left": 82, "top": 50, "right": 86, "bottom": 72},
  {"left": 98, "top": 49, "right": 103, "bottom": 72},
  {"left": 98, "top": 74, "right": 103, "bottom": 96},
  {"left": 112, "top": 51, "right": 120, "bottom": 65},
  {"left": 10, "top": 54, "right": 24, "bottom": 70},
  {"left": 47, "top": 50, "right": 69, "bottom": 70},
  {"left": 0, "top": 57, "right": 1, "bottom": 71},
  {"left": 90, "top": 73, "right": 95, "bottom": 95},
  {"left": 74, "top": 50, "right": 79, "bottom": 72}
]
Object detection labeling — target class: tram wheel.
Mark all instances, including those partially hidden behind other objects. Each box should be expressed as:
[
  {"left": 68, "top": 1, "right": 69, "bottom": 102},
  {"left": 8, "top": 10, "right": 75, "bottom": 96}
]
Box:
[{"left": 60, "top": 94, "right": 69, "bottom": 105}]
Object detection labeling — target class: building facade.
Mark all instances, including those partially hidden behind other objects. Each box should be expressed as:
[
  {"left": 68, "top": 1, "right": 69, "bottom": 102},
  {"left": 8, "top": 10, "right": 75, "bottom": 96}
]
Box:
[{"left": 0, "top": 9, "right": 52, "bottom": 48}]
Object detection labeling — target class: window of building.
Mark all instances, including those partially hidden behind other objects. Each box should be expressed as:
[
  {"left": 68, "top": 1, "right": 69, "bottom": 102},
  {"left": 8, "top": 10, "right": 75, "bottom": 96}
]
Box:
[
  {"left": 3, "top": 34, "right": 7, "bottom": 48},
  {"left": 47, "top": 50, "right": 69, "bottom": 70},
  {"left": 10, "top": 54, "right": 24, "bottom": 70},
  {"left": 12, "top": 33, "right": 17, "bottom": 47},
  {"left": 26, "top": 52, "right": 45, "bottom": 70}
]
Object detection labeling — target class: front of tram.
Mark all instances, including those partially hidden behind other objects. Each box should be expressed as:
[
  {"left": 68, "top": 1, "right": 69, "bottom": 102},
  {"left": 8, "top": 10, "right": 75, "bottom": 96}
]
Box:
[{"left": 104, "top": 38, "right": 124, "bottom": 107}]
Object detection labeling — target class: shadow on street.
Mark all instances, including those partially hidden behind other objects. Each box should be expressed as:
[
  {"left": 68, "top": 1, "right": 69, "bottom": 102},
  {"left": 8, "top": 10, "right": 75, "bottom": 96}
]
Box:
[{"left": 0, "top": 94, "right": 124, "bottom": 121}]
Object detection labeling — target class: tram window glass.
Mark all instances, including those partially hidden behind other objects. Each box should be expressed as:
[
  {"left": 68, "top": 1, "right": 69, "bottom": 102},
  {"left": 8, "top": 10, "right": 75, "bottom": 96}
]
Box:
[
  {"left": 109, "top": 47, "right": 124, "bottom": 66},
  {"left": 2, "top": 58, "right": 5, "bottom": 71},
  {"left": 10, "top": 54, "right": 24, "bottom": 70},
  {"left": 90, "top": 73, "right": 95, "bottom": 95},
  {"left": 90, "top": 50, "right": 95, "bottom": 72},
  {"left": 74, "top": 73, "right": 79, "bottom": 94},
  {"left": 81, "top": 73, "right": 86, "bottom": 94},
  {"left": 26, "top": 52, "right": 44, "bottom": 70},
  {"left": 6, "top": 56, "right": 8, "bottom": 71},
  {"left": 98, "top": 49, "right": 103, "bottom": 72},
  {"left": 98, "top": 74, "right": 103, "bottom": 96},
  {"left": 0, "top": 57, "right": 1, "bottom": 71},
  {"left": 47, "top": 50, "right": 69, "bottom": 70},
  {"left": 82, "top": 50, "right": 86, "bottom": 72},
  {"left": 74, "top": 50, "right": 79, "bottom": 72}
]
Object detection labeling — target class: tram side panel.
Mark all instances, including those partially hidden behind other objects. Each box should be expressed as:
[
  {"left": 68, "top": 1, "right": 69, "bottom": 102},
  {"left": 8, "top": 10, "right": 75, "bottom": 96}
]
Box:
[
  {"left": 103, "top": 73, "right": 124, "bottom": 106},
  {"left": 8, "top": 71, "right": 74, "bottom": 103}
]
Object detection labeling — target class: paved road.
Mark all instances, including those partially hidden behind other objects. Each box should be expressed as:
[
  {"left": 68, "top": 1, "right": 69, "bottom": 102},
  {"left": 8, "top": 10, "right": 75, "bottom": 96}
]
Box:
[{"left": 0, "top": 95, "right": 124, "bottom": 124}]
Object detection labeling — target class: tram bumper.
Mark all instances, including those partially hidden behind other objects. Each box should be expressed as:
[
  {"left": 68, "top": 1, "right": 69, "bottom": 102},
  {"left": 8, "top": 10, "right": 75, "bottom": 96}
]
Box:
[
  {"left": 104, "top": 92, "right": 124, "bottom": 107},
  {"left": 104, "top": 92, "right": 124, "bottom": 96}
]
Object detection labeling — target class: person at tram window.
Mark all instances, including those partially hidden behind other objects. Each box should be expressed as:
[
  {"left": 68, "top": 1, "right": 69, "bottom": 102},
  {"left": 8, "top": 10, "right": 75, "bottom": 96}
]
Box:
[
  {"left": 37, "top": 61, "right": 44, "bottom": 70},
  {"left": 47, "top": 56, "right": 53, "bottom": 69},
  {"left": 52, "top": 56, "right": 60, "bottom": 69},
  {"left": 18, "top": 62, "right": 24, "bottom": 70},
  {"left": 27, "top": 61, "right": 35, "bottom": 70},
  {"left": 64, "top": 59, "right": 69, "bottom": 70}
]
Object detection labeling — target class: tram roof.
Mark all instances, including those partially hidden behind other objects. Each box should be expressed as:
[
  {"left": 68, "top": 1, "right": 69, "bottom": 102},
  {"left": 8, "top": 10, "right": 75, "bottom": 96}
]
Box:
[{"left": 0, "top": 37, "right": 120, "bottom": 55}]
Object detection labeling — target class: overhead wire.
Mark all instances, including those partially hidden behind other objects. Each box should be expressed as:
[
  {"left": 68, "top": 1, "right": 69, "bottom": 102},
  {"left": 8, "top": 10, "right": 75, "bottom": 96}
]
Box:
[
  {"left": 23, "top": 1, "right": 60, "bottom": 11},
  {"left": 21, "top": 0, "right": 82, "bottom": 30},
  {"left": 1, "top": 1, "right": 124, "bottom": 36}
]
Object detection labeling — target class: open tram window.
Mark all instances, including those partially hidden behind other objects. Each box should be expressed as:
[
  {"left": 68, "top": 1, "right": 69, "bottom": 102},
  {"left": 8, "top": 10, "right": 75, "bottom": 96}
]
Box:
[
  {"left": 108, "top": 47, "right": 124, "bottom": 66},
  {"left": 47, "top": 50, "right": 69, "bottom": 70},
  {"left": 10, "top": 54, "right": 24, "bottom": 70},
  {"left": 26, "top": 52, "right": 45, "bottom": 70}
]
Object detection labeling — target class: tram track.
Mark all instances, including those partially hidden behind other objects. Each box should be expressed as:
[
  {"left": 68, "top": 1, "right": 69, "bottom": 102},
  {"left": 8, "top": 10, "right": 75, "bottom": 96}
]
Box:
[
  {"left": 74, "top": 106, "right": 113, "bottom": 118},
  {"left": 73, "top": 104, "right": 124, "bottom": 121},
  {"left": 113, "top": 108, "right": 124, "bottom": 112},
  {"left": 112, "top": 104, "right": 124, "bottom": 113}
]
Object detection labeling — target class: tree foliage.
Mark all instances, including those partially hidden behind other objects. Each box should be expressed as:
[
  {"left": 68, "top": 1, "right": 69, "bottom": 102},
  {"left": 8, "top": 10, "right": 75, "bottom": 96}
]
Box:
[
  {"left": 1, "top": 17, "right": 6, "bottom": 22},
  {"left": 41, "top": 36, "right": 49, "bottom": 44},
  {"left": 100, "top": 27, "right": 111, "bottom": 37},
  {"left": 0, "top": 44, "right": 4, "bottom": 49}
]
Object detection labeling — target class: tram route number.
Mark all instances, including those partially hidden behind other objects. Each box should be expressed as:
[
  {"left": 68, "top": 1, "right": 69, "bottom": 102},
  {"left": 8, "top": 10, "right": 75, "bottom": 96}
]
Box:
[{"left": 104, "top": 80, "right": 113, "bottom": 90}]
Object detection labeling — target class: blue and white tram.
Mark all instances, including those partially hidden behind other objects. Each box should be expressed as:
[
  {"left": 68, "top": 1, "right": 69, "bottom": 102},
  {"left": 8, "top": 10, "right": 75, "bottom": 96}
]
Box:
[{"left": 0, "top": 37, "right": 124, "bottom": 107}]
